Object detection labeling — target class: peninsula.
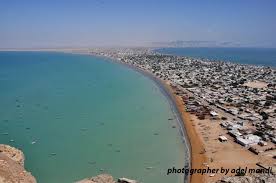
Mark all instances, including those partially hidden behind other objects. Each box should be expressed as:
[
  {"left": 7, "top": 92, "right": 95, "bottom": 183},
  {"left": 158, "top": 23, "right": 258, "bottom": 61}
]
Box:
[{"left": 88, "top": 47, "right": 276, "bottom": 183}]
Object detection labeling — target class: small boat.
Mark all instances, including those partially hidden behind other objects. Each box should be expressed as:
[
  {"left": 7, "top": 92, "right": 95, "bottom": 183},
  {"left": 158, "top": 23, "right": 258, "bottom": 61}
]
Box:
[
  {"left": 146, "top": 166, "right": 153, "bottom": 170},
  {"left": 88, "top": 161, "right": 96, "bottom": 165},
  {"left": 1, "top": 132, "right": 9, "bottom": 135},
  {"left": 31, "top": 141, "right": 36, "bottom": 145},
  {"left": 9, "top": 139, "right": 15, "bottom": 142},
  {"left": 50, "top": 153, "right": 56, "bottom": 156}
]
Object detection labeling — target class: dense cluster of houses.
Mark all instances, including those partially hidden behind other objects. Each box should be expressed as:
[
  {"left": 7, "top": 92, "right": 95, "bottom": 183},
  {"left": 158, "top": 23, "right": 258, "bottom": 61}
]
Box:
[{"left": 90, "top": 48, "right": 276, "bottom": 156}]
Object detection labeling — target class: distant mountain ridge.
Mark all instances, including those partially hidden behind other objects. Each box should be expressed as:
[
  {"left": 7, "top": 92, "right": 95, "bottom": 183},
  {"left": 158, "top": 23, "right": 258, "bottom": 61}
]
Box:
[{"left": 151, "top": 40, "right": 242, "bottom": 48}]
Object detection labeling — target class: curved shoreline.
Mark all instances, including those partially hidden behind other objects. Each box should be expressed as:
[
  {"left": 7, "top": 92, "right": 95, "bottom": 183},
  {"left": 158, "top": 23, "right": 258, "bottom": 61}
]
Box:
[
  {"left": 112, "top": 59, "right": 209, "bottom": 183},
  {"left": 66, "top": 51, "right": 206, "bottom": 182},
  {"left": 123, "top": 63, "right": 192, "bottom": 183},
  {"left": 92, "top": 54, "right": 194, "bottom": 183}
]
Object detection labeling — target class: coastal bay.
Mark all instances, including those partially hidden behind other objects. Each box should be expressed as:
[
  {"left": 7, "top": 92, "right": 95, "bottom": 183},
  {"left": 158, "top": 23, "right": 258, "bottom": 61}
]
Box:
[
  {"left": 1, "top": 1, "right": 276, "bottom": 182},
  {"left": 91, "top": 51, "right": 207, "bottom": 183},
  {"left": 91, "top": 47, "right": 276, "bottom": 183},
  {"left": 0, "top": 52, "right": 187, "bottom": 183}
]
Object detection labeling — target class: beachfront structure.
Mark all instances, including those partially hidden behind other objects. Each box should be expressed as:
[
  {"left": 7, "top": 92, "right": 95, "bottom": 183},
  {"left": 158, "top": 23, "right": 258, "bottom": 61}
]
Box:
[
  {"left": 210, "top": 111, "right": 219, "bottom": 119},
  {"left": 90, "top": 47, "right": 276, "bottom": 158},
  {"left": 236, "top": 134, "right": 261, "bottom": 147},
  {"left": 219, "top": 135, "right": 228, "bottom": 142},
  {"left": 228, "top": 129, "right": 242, "bottom": 138}
]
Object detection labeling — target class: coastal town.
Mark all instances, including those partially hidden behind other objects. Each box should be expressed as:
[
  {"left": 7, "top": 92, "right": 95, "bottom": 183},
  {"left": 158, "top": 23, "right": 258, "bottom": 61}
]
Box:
[{"left": 89, "top": 47, "right": 276, "bottom": 183}]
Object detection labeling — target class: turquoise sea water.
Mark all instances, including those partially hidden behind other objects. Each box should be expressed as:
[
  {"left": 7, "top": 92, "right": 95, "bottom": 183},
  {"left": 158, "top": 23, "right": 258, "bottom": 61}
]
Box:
[
  {"left": 0, "top": 52, "right": 187, "bottom": 183},
  {"left": 156, "top": 47, "right": 276, "bottom": 67}
]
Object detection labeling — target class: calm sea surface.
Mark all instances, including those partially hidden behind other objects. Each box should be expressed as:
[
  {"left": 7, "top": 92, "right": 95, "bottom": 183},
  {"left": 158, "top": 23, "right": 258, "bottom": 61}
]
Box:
[
  {"left": 156, "top": 47, "right": 276, "bottom": 67},
  {"left": 0, "top": 52, "right": 187, "bottom": 183}
]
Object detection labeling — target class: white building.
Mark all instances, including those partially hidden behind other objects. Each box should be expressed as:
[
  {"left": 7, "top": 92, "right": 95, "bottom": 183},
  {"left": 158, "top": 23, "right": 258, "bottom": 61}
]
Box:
[{"left": 236, "top": 134, "right": 261, "bottom": 147}]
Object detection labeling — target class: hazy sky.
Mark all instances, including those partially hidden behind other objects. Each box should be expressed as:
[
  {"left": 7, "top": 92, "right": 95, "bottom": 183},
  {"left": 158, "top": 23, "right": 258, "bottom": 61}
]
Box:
[{"left": 0, "top": 0, "right": 276, "bottom": 48}]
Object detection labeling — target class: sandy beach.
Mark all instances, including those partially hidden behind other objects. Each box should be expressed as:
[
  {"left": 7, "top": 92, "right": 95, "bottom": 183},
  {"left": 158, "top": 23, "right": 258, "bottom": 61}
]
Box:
[
  {"left": 132, "top": 68, "right": 207, "bottom": 183},
  {"left": 159, "top": 80, "right": 275, "bottom": 183},
  {"left": 160, "top": 81, "right": 207, "bottom": 183},
  {"left": 123, "top": 65, "right": 208, "bottom": 183},
  {"left": 2, "top": 0, "right": 276, "bottom": 182},
  {"left": 88, "top": 54, "right": 192, "bottom": 182},
  {"left": 104, "top": 57, "right": 276, "bottom": 183},
  {"left": 100, "top": 56, "right": 202, "bottom": 183},
  {"left": 85, "top": 51, "right": 276, "bottom": 183}
]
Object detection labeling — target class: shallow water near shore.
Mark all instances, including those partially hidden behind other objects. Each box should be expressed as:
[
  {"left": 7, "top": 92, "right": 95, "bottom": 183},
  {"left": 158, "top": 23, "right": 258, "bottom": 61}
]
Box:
[{"left": 0, "top": 52, "right": 187, "bottom": 183}]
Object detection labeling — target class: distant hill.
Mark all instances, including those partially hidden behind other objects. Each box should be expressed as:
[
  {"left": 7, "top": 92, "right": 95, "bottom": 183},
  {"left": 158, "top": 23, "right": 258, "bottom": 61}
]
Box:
[{"left": 151, "top": 40, "right": 242, "bottom": 48}]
